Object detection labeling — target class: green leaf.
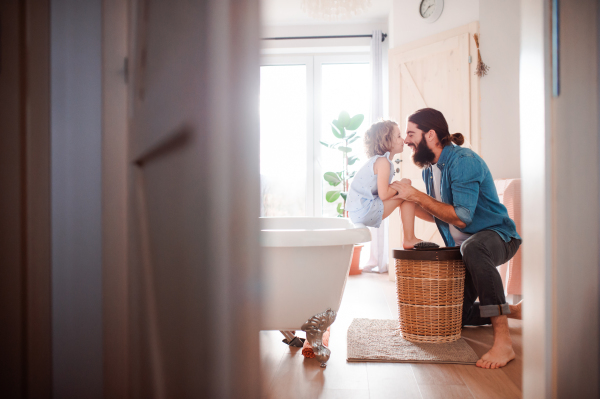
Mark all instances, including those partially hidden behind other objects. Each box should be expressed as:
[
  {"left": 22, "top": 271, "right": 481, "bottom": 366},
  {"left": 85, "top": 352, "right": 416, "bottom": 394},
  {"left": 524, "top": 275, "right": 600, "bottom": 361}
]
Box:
[
  {"left": 324, "top": 172, "right": 342, "bottom": 186},
  {"left": 346, "top": 131, "right": 357, "bottom": 140},
  {"left": 336, "top": 202, "right": 344, "bottom": 215},
  {"left": 340, "top": 192, "right": 347, "bottom": 202},
  {"left": 346, "top": 114, "right": 364, "bottom": 131},
  {"left": 338, "top": 146, "right": 353, "bottom": 153},
  {"left": 348, "top": 135, "right": 360, "bottom": 144},
  {"left": 348, "top": 171, "right": 356, "bottom": 179},
  {"left": 348, "top": 156, "right": 359, "bottom": 165},
  {"left": 331, "top": 123, "right": 345, "bottom": 139},
  {"left": 338, "top": 111, "right": 351, "bottom": 127},
  {"left": 326, "top": 190, "right": 341, "bottom": 203},
  {"left": 319, "top": 140, "right": 331, "bottom": 148},
  {"left": 332, "top": 119, "right": 346, "bottom": 137}
]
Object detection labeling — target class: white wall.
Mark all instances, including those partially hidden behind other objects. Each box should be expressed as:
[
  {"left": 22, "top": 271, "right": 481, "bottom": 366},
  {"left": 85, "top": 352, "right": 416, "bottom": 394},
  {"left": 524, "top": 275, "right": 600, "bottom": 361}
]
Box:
[
  {"left": 389, "top": 0, "right": 478, "bottom": 48},
  {"left": 389, "top": 0, "right": 521, "bottom": 180},
  {"left": 480, "top": 0, "right": 521, "bottom": 179}
]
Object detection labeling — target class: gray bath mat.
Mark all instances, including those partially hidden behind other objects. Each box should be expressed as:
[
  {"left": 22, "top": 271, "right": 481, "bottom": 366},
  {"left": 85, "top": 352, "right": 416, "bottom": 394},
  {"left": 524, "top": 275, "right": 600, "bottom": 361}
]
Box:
[{"left": 347, "top": 318, "right": 479, "bottom": 364}]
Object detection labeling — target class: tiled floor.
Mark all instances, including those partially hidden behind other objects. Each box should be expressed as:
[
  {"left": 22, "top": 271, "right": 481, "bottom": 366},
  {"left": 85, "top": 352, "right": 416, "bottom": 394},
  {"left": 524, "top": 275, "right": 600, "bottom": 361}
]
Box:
[{"left": 260, "top": 272, "right": 522, "bottom": 399}]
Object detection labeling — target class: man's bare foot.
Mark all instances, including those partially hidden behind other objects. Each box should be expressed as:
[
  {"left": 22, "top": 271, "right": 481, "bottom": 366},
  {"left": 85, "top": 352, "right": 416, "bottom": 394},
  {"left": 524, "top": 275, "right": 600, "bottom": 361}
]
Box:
[
  {"left": 507, "top": 301, "right": 522, "bottom": 320},
  {"left": 475, "top": 341, "right": 516, "bottom": 369},
  {"left": 403, "top": 237, "right": 423, "bottom": 250},
  {"left": 476, "top": 315, "right": 515, "bottom": 369}
]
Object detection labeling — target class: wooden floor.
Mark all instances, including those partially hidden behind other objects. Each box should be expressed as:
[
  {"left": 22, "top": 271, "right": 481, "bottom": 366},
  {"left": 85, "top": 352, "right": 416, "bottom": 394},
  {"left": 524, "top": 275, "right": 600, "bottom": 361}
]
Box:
[{"left": 260, "top": 272, "right": 522, "bottom": 399}]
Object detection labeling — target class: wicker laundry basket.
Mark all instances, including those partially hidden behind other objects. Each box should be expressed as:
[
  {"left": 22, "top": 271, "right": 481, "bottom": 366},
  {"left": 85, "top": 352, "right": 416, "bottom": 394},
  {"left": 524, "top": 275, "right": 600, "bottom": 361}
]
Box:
[{"left": 394, "top": 248, "right": 465, "bottom": 343}]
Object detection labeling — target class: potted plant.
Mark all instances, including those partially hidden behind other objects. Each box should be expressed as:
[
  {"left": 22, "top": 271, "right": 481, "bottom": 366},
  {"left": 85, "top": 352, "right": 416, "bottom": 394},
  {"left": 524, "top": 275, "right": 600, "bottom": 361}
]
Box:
[
  {"left": 319, "top": 111, "right": 365, "bottom": 217},
  {"left": 320, "top": 111, "right": 365, "bottom": 274}
]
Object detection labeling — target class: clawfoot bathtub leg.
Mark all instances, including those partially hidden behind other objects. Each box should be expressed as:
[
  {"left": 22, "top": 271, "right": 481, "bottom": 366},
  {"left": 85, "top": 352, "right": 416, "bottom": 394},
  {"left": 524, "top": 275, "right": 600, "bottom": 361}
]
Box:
[
  {"left": 280, "top": 331, "right": 304, "bottom": 347},
  {"left": 301, "top": 308, "right": 337, "bottom": 368}
]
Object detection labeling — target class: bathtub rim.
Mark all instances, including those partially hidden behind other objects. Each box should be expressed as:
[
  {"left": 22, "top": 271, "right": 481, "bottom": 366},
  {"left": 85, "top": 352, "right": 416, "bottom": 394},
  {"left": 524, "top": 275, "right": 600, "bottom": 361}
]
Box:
[{"left": 260, "top": 216, "right": 371, "bottom": 248}]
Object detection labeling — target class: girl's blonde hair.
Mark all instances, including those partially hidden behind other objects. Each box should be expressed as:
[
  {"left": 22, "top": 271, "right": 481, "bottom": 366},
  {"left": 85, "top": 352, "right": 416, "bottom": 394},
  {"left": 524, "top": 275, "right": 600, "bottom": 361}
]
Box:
[{"left": 363, "top": 120, "right": 398, "bottom": 158}]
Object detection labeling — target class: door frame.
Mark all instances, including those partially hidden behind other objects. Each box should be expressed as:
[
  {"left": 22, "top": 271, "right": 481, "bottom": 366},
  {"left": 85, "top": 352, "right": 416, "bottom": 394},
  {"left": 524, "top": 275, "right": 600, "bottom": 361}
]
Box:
[
  {"left": 521, "top": 0, "right": 600, "bottom": 396},
  {"left": 0, "top": 0, "right": 52, "bottom": 395},
  {"left": 102, "top": 0, "right": 130, "bottom": 397}
]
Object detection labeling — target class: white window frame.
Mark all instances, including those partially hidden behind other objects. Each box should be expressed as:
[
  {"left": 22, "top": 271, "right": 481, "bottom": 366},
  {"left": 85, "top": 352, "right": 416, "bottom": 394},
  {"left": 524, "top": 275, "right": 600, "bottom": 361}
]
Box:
[{"left": 260, "top": 53, "right": 370, "bottom": 217}]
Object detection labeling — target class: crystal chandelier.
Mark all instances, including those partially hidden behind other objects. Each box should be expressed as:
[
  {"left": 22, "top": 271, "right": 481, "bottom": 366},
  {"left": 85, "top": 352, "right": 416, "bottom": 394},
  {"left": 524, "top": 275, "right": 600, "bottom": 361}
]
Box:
[{"left": 301, "top": 0, "right": 372, "bottom": 21}]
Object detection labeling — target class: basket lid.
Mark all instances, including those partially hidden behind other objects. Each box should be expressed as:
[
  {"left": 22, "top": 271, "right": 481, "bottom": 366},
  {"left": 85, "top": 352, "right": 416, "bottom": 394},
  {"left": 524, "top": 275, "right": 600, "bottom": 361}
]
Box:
[{"left": 393, "top": 247, "right": 462, "bottom": 261}]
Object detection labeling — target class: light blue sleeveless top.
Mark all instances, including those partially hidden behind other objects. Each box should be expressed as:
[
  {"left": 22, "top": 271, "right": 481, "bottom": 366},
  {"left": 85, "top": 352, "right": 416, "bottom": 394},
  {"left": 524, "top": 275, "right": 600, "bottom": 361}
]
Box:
[{"left": 346, "top": 152, "right": 395, "bottom": 213}]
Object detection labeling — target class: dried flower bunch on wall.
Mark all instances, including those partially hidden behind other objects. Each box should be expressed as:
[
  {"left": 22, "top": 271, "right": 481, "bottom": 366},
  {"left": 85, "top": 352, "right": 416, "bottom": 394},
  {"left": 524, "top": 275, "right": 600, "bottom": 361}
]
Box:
[{"left": 473, "top": 33, "right": 490, "bottom": 77}]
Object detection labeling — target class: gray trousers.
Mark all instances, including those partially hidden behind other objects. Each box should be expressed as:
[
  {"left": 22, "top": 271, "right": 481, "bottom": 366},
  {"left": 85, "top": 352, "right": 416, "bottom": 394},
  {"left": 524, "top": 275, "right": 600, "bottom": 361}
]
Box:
[{"left": 460, "top": 230, "right": 522, "bottom": 326}]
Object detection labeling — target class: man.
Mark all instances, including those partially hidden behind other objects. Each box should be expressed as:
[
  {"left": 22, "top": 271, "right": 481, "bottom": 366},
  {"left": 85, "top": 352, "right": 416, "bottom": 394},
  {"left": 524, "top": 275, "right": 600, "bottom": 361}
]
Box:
[{"left": 391, "top": 108, "right": 522, "bottom": 369}]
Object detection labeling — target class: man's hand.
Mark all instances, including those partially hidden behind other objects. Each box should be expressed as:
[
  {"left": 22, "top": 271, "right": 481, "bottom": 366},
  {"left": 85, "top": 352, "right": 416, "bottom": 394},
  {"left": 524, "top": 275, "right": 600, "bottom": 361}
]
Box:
[
  {"left": 390, "top": 179, "right": 418, "bottom": 201},
  {"left": 389, "top": 179, "right": 466, "bottom": 228}
]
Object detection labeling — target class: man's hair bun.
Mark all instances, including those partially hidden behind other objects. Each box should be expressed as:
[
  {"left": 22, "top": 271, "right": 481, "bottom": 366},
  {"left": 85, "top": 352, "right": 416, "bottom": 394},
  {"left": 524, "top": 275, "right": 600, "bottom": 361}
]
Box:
[{"left": 450, "top": 133, "right": 464, "bottom": 146}]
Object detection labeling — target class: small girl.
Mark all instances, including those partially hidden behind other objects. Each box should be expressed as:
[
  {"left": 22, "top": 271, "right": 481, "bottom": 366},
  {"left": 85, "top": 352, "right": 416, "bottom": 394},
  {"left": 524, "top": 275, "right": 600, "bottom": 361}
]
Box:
[{"left": 346, "top": 120, "right": 432, "bottom": 250}]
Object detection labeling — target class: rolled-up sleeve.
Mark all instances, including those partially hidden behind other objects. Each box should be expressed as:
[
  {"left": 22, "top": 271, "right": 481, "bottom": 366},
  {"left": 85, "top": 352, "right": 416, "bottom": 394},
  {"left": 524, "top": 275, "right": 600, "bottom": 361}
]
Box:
[{"left": 449, "top": 156, "right": 484, "bottom": 227}]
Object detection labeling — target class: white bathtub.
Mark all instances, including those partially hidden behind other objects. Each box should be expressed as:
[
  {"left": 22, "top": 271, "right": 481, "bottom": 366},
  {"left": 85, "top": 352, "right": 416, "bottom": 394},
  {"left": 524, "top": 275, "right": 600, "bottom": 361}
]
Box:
[{"left": 259, "top": 217, "right": 371, "bottom": 331}]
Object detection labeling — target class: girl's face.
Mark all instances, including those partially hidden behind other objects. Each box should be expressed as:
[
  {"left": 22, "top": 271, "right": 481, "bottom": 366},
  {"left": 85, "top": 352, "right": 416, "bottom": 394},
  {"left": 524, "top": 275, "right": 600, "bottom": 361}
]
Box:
[{"left": 390, "top": 125, "right": 404, "bottom": 155}]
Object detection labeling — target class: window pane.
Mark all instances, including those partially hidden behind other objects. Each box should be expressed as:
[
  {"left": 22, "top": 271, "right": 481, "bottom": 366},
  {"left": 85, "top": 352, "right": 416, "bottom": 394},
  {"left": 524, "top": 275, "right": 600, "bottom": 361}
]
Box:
[
  {"left": 320, "top": 63, "right": 371, "bottom": 217},
  {"left": 260, "top": 65, "right": 307, "bottom": 217}
]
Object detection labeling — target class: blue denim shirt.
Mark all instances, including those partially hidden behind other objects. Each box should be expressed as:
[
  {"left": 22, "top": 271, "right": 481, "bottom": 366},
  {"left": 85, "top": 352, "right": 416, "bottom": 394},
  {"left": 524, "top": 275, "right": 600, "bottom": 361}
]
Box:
[{"left": 422, "top": 144, "right": 521, "bottom": 247}]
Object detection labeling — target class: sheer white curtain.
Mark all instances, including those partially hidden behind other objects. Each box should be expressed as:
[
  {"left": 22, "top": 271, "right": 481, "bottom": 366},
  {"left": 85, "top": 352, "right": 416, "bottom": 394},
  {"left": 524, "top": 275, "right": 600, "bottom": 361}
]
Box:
[{"left": 362, "top": 30, "right": 389, "bottom": 273}]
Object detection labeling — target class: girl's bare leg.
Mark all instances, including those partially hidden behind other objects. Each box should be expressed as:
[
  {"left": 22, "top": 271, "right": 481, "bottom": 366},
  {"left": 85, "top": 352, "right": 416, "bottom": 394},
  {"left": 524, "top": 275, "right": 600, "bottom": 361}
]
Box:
[
  {"left": 382, "top": 198, "right": 403, "bottom": 220},
  {"left": 400, "top": 200, "right": 423, "bottom": 249},
  {"left": 381, "top": 198, "right": 423, "bottom": 249}
]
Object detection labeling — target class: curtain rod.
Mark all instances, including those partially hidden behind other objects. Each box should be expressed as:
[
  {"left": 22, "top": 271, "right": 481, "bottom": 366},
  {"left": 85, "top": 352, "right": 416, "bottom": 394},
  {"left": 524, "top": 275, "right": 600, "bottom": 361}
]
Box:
[{"left": 262, "top": 33, "right": 387, "bottom": 42}]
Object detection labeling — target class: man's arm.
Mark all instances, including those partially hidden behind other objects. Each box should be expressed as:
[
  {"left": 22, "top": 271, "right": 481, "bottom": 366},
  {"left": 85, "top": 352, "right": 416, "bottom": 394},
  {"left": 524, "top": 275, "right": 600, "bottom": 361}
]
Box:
[
  {"left": 412, "top": 191, "right": 466, "bottom": 228},
  {"left": 390, "top": 181, "right": 466, "bottom": 228},
  {"left": 414, "top": 203, "right": 435, "bottom": 223}
]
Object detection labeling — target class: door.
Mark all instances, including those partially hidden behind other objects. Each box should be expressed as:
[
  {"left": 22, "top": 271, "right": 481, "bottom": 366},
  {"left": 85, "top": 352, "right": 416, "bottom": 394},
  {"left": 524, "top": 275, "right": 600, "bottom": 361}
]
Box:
[
  {"left": 127, "top": 0, "right": 261, "bottom": 397},
  {"left": 388, "top": 23, "right": 481, "bottom": 258}
]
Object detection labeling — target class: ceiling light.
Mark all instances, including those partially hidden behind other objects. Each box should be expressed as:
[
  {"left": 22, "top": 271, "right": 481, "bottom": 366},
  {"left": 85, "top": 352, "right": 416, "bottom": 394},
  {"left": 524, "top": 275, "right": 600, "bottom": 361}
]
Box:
[{"left": 301, "top": 0, "right": 372, "bottom": 21}]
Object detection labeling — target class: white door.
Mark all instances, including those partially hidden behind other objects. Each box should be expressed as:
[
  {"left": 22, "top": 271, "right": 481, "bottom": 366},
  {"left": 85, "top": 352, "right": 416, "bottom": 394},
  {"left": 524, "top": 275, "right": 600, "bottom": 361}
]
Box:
[
  {"left": 127, "top": 1, "right": 261, "bottom": 397},
  {"left": 388, "top": 23, "right": 481, "bottom": 259}
]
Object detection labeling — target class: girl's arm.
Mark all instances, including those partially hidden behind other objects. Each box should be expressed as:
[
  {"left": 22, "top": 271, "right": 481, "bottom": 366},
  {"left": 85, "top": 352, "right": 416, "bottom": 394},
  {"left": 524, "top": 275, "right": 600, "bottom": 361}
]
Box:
[{"left": 374, "top": 157, "right": 398, "bottom": 201}]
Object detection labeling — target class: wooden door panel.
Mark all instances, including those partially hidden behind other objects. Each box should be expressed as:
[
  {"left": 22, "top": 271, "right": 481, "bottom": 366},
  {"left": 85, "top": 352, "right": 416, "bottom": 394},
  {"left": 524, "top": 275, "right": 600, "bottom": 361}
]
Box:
[
  {"left": 132, "top": 138, "right": 210, "bottom": 398},
  {"left": 389, "top": 24, "right": 480, "bottom": 256},
  {"left": 130, "top": 0, "right": 207, "bottom": 160},
  {"left": 127, "top": 0, "right": 261, "bottom": 397}
]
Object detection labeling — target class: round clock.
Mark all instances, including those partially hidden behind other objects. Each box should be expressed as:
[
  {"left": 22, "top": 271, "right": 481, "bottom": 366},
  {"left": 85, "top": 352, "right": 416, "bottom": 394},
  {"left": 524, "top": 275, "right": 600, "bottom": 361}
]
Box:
[{"left": 419, "top": 0, "right": 444, "bottom": 23}]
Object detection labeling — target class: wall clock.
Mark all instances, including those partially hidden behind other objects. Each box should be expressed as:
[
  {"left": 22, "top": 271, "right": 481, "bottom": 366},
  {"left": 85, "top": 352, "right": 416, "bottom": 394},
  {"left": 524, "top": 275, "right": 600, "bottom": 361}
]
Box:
[{"left": 419, "top": 0, "right": 444, "bottom": 23}]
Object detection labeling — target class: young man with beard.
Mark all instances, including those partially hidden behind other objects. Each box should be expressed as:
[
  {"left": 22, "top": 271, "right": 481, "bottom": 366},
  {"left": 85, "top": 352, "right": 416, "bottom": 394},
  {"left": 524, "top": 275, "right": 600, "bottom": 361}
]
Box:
[{"left": 390, "top": 108, "right": 523, "bottom": 369}]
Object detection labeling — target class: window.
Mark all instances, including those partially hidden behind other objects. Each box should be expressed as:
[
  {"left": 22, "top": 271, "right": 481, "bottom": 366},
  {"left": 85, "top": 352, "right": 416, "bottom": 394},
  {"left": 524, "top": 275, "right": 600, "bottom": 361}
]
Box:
[
  {"left": 260, "top": 54, "right": 371, "bottom": 217},
  {"left": 260, "top": 64, "right": 308, "bottom": 217}
]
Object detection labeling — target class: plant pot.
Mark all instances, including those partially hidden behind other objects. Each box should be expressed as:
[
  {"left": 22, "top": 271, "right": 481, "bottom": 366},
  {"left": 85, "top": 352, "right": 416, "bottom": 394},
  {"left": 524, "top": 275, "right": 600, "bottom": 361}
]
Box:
[{"left": 349, "top": 244, "right": 364, "bottom": 275}]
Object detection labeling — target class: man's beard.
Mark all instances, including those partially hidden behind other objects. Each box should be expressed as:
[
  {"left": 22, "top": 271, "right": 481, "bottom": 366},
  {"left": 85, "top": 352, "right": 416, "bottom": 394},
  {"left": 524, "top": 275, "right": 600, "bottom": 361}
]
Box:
[{"left": 411, "top": 139, "right": 436, "bottom": 169}]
